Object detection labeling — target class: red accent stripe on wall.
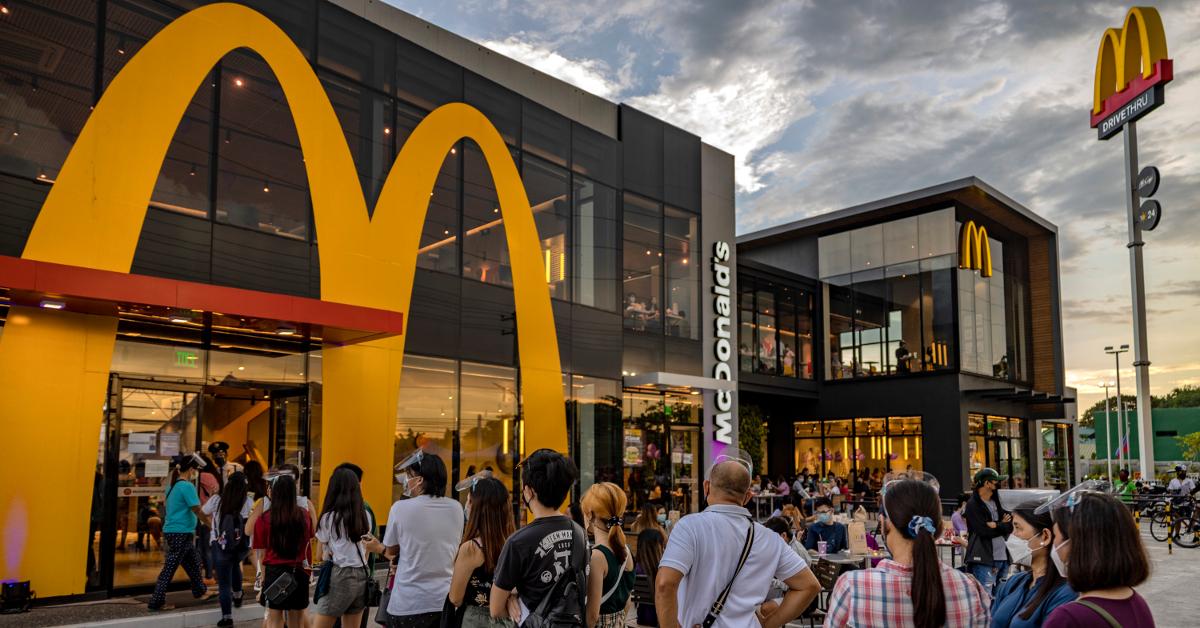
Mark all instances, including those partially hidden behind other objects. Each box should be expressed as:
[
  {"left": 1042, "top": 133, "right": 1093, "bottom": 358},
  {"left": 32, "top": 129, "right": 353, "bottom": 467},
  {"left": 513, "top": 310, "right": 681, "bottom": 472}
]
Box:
[{"left": 0, "top": 255, "right": 403, "bottom": 339}]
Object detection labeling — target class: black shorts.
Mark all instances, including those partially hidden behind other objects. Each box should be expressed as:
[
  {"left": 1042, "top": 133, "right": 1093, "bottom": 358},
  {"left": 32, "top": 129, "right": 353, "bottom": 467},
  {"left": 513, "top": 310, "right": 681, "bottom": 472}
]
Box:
[{"left": 260, "top": 564, "right": 309, "bottom": 611}]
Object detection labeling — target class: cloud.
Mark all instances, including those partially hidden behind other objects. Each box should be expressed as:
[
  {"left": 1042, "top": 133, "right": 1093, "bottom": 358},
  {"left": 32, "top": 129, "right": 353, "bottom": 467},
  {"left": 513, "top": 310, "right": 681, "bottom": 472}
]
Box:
[{"left": 479, "top": 37, "right": 632, "bottom": 100}]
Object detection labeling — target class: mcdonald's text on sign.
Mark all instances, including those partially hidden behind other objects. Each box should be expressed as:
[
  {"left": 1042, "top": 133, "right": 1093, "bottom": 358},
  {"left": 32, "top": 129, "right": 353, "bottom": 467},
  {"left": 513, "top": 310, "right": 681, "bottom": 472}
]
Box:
[
  {"left": 710, "top": 240, "right": 734, "bottom": 445},
  {"left": 1090, "top": 6, "right": 1173, "bottom": 140}
]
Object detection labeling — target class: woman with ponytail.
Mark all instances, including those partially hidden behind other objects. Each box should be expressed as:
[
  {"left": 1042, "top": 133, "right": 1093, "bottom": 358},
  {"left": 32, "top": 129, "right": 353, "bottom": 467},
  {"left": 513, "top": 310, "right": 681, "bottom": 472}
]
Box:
[
  {"left": 582, "top": 482, "right": 635, "bottom": 628},
  {"left": 825, "top": 477, "right": 990, "bottom": 627},
  {"left": 989, "top": 500, "right": 1075, "bottom": 627}
]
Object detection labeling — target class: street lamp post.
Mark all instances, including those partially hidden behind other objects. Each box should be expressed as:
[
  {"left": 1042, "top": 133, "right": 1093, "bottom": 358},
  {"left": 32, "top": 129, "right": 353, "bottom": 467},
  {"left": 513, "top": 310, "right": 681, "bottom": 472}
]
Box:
[
  {"left": 1106, "top": 345, "right": 1130, "bottom": 473},
  {"left": 1099, "top": 380, "right": 1114, "bottom": 480}
]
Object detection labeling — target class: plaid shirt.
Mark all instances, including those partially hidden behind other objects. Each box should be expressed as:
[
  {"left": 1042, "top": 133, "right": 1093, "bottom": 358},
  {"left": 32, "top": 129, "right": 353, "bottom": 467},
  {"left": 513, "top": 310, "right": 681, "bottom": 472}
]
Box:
[{"left": 824, "top": 559, "right": 991, "bottom": 627}]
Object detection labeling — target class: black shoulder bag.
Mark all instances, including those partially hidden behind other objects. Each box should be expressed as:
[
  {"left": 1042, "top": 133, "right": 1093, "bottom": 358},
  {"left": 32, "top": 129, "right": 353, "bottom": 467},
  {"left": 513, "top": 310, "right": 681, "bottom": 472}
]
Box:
[{"left": 699, "top": 516, "right": 755, "bottom": 628}]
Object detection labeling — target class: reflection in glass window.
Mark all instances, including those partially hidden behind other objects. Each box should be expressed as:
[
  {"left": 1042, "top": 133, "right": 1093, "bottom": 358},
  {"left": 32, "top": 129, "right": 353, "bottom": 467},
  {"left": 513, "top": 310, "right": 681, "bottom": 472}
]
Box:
[
  {"left": 463, "top": 142, "right": 519, "bottom": 286},
  {"left": 888, "top": 416, "right": 922, "bottom": 472},
  {"left": 572, "top": 177, "right": 618, "bottom": 311},
  {"left": 323, "top": 74, "right": 392, "bottom": 211},
  {"left": 622, "top": 194, "right": 662, "bottom": 333},
  {"left": 105, "top": 1, "right": 212, "bottom": 217},
  {"left": 393, "top": 356, "right": 457, "bottom": 504},
  {"left": 621, "top": 391, "right": 667, "bottom": 512},
  {"left": 522, "top": 156, "right": 569, "bottom": 300},
  {"left": 852, "top": 270, "right": 886, "bottom": 376},
  {"left": 850, "top": 224, "right": 883, "bottom": 273},
  {"left": 827, "top": 277, "right": 854, "bottom": 380},
  {"left": 216, "top": 53, "right": 310, "bottom": 240},
  {"left": 886, "top": 263, "right": 921, "bottom": 375},
  {"left": 824, "top": 419, "right": 854, "bottom": 478},
  {"left": 572, "top": 376, "right": 622, "bottom": 493},
  {"left": 920, "top": 256, "right": 956, "bottom": 371},
  {"left": 395, "top": 104, "right": 459, "bottom": 274},
  {"left": 664, "top": 208, "right": 698, "bottom": 339},
  {"left": 460, "top": 361, "right": 517, "bottom": 494},
  {"left": 755, "top": 286, "right": 777, "bottom": 374},
  {"left": 738, "top": 280, "right": 755, "bottom": 373},
  {"left": 0, "top": 1, "right": 96, "bottom": 182},
  {"left": 857, "top": 418, "right": 887, "bottom": 474},
  {"left": 794, "top": 421, "right": 822, "bottom": 476}
]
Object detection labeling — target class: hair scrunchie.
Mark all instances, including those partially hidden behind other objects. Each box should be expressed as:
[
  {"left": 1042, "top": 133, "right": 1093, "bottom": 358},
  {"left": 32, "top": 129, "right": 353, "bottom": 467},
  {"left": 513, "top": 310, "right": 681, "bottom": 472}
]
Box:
[
  {"left": 604, "top": 515, "right": 622, "bottom": 527},
  {"left": 908, "top": 515, "right": 935, "bottom": 538}
]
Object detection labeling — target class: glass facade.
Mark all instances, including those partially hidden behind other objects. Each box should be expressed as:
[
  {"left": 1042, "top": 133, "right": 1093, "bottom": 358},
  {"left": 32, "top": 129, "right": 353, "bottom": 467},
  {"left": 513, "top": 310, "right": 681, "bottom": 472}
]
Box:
[
  {"left": 620, "top": 390, "right": 703, "bottom": 515},
  {"left": 968, "top": 413, "right": 1030, "bottom": 488},
  {"left": 572, "top": 177, "right": 619, "bottom": 311},
  {"left": 1040, "top": 422, "right": 1074, "bottom": 490},
  {"left": 622, "top": 194, "right": 700, "bottom": 338},
  {"left": 793, "top": 416, "right": 923, "bottom": 477},
  {"left": 738, "top": 277, "right": 814, "bottom": 378}
]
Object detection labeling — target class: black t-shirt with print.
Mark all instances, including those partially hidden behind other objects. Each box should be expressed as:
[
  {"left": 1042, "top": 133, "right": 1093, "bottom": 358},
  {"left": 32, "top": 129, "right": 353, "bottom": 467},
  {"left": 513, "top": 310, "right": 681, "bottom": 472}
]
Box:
[{"left": 493, "top": 515, "right": 587, "bottom": 613}]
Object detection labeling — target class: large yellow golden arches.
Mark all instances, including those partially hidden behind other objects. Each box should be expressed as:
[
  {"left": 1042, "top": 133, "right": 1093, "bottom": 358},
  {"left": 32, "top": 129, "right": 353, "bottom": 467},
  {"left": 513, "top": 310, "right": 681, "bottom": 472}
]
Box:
[
  {"left": 0, "top": 3, "right": 564, "bottom": 595},
  {"left": 1092, "top": 6, "right": 1168, "bottom": 115}
]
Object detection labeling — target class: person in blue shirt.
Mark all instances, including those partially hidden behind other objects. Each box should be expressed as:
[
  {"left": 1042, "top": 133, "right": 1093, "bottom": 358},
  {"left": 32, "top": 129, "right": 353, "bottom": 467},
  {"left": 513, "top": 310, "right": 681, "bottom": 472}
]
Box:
[
  {"left": 989, "top": 499, "right": 1075, "bottom": 627},
  {"left": 802, "top": 497, "right": 847, "bottom": 553},
  {"left": 148, "top": 454, "right": 209, "bottom": 611}
]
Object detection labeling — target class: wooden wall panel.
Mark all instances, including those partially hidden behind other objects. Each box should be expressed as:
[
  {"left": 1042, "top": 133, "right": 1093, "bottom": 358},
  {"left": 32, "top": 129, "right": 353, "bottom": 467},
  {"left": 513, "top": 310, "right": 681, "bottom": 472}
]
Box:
[{"left": 1028, "top": 235, "right": 1057, "bottom": 393}]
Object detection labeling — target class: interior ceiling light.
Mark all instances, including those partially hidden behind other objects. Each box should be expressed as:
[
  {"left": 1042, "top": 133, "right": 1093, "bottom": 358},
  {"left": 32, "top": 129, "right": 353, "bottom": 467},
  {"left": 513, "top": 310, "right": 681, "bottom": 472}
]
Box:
[
  {"left": 169, "top": 311, "right": 192, "bottom": 324},
  {"left": 275, "top": 326, "right": 296, "bottom": 336},
  {"left": 39, "top": 300, "right": 65, "bottom": 310}
]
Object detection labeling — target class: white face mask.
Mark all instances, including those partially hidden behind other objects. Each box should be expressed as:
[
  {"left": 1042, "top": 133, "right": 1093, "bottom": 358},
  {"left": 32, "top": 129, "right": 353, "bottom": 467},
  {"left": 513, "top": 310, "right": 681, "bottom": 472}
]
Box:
[
  {"left": 1050, "top": 540, "right": 1069, "bottom": 577},
  {"left": 1005, "top": 534, "right": 1041, "bottom": 567}
]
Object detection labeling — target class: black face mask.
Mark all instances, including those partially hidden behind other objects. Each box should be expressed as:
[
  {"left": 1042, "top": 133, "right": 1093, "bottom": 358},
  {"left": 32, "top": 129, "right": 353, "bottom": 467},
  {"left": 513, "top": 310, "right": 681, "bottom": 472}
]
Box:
[{"left": 214, "top": 455, "right": 226, "bottom": 467}]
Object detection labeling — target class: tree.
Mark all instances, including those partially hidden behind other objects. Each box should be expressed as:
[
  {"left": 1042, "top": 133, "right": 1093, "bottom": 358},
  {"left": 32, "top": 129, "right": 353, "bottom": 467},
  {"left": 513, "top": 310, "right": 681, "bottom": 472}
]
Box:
[
  {"left": 738, "top": 403, "right": 766, "bottom": 477},
  {"left": 1159, "top": 385, "right": 1200, "bottom": 409},
  {"left": 1177, "top": 432, "right": 1200, "bottom": 462}
]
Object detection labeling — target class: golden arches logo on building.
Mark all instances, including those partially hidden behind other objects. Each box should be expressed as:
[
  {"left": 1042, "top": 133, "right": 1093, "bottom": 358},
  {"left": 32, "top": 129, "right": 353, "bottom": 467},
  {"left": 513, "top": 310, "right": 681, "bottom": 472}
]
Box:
[
  {"left": 959, "top": 221, "right": 992, "bottom": 278},
  {"left": 0, "top": 3, "right": 565, "bottom": 595},
  {"left": 1090, "top": 6, "right": 1173, "bottom": 134}
]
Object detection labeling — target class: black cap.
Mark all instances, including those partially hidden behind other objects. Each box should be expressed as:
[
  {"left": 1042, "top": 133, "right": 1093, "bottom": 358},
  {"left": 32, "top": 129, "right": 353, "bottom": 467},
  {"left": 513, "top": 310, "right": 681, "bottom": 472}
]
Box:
[{"left": 207, "top": 441, "right": 230, "bottom": 454}]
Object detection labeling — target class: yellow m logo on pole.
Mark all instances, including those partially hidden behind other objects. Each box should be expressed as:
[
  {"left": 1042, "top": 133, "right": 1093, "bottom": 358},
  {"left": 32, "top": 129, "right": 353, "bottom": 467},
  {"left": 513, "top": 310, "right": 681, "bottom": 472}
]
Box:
[
  {"left": 959, "top": 221, "right": 992, "bottom": 278},
  {"left": 0, "top": 3, "right": 564, "bottom": 595},
  {"left": 1093, "top": 6, "right": 1169, "bottom": 116}
]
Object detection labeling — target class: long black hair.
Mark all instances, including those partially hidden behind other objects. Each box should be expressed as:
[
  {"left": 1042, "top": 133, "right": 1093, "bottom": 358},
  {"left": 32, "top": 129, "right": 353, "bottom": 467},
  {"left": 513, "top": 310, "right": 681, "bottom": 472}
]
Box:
[
  {"left": 320, "top": 467, "right": 369, "bottom": 540},
  {"left": 882, "top": 480, "right": 945, "bottom": 628},
  {"left": 244, "top": 460, "right": 268, "bottom": 498},
  {"left": 1012, "top": 499, "right": 1065, "bottom": 621},
  {"left": 267, "top": 474, "right": 306, "bottom": 559},
  {"left": 218, "top": 471, "right": 249, "bottom": 521}
]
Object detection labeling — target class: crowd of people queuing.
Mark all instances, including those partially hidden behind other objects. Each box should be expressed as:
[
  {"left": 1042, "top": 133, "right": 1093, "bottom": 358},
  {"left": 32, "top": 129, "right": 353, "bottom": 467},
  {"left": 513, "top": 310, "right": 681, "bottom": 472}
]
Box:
[{"left": 145, "top": 441, "right": 1159, "bottom": 628}]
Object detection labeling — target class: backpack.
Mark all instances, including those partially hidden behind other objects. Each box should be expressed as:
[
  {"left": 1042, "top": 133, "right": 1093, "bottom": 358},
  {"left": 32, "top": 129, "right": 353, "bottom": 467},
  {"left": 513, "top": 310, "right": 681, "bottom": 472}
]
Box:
[
  {"left": 522, "top": 523, "right": 588, "bottom": 628},
  {"left": 216, "top": 509, "right": 249, "bottom": 559}
]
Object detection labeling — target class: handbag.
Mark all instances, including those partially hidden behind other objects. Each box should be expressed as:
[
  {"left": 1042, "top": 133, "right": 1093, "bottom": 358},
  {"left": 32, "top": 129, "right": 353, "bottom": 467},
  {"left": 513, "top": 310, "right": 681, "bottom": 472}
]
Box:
[
  {"left": 438, "top": 596, "right": 466, "bottom": 628},
  {"left": 698, "top": 516, "right": 755, "bottom": 628},
  {"left": 355, "top": 540, "right": 382, "bottom": 608},
  {"left": 374, "top": 555, "right": 397, "bottom": 626},
  {"left": 312, "top": 560, "right": 333, "bottom": 603},
  {"left": 263, "top": 568, "right": 299, "bottom": 608}
]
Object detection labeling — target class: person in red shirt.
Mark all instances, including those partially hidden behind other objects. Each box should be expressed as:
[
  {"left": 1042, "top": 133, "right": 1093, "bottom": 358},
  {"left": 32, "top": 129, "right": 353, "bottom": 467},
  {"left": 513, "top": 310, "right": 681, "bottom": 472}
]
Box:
[{"left": 252, "top": 474, "right": 313, "bottom": 628}]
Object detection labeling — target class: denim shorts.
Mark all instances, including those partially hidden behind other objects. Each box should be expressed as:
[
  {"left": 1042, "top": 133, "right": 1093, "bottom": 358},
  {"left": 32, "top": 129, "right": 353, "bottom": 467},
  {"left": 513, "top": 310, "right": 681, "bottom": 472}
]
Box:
[{"left": 313, "top": 565, "right": 368, "bottom": 617}]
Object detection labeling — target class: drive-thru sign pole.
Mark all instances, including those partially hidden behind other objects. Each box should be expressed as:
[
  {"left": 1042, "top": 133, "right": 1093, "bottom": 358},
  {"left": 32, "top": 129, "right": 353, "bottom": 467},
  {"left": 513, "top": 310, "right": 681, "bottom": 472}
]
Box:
[
  {"left": 1122, "top": 123, "right": 1155, "bottom": 476},
  {"left": 1090, "top": 7, "right": 1174, "bottom": 478}
]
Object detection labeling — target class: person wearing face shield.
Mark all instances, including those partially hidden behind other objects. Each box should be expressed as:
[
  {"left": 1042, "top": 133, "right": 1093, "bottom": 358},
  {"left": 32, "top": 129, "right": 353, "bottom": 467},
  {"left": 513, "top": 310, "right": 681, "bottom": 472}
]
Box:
[
  {"left": 378, "top": 451, "right": 463, "bottom": 628},
  {"left": 1042, "top": 491, "right": 1155, "bottom": 628},
  {"left": 988, "top": 500, "right": 1075, "bottom": 627}
]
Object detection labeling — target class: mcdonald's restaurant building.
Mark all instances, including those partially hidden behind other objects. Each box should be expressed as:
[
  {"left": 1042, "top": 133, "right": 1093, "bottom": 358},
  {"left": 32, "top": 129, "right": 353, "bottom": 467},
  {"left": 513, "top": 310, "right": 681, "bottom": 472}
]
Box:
[
  {"left": 0, "top": 0, "right": 739, "bottom": 599},
  {"left": 737, "top": 179, "right": 1079, "bottom": 504},
  {"left": 0, "top": 0, "right": 1081, "bottom": 604}
]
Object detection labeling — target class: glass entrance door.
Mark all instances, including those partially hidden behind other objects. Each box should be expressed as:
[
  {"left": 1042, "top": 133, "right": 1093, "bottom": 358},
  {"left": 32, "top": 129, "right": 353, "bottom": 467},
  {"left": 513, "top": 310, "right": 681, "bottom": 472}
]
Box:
[
  {"left": 270, "top": 386, "right": 310, "bottom": 494},
  {"left": 96, "top": 377, "right": 201, "bottom": 592},
  {"left": 668, "top": 427, "right": 701, "bottom": 514}
]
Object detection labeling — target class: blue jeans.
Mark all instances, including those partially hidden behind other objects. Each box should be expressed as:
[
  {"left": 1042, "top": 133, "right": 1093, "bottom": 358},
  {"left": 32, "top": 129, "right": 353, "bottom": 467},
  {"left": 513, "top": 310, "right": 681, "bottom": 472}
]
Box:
[
  {"left": 969, "top": 559, "right": 1009, "bottom": 595},
  {"left": 211, "top": 544, "right": 243, "bottom": 618}
]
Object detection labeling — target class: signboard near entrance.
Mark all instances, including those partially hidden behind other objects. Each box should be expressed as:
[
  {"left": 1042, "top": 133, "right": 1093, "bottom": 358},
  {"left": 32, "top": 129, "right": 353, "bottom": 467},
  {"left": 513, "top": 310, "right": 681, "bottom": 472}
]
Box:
[{"left": 128, "top": 432, "right": 156, "bottom": 454}]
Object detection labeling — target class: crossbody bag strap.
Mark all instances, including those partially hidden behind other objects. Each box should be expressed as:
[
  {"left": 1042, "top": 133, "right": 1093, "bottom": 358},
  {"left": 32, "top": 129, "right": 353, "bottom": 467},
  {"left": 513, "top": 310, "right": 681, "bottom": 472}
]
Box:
[
  {"left": 597, "top": 544, "right": 632, "bottom": 604},
  {"left": 701, "top": 516, "right": 755, "bottom": 628},
  {"left": 1074, "top": 599, "right": 1122, "bottom": 628}
]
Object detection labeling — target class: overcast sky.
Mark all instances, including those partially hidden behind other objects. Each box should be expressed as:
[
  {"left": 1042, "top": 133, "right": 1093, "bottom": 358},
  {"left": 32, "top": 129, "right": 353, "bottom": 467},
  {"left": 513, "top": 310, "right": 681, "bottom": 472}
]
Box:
[{"left": 385, "top": 0, "right": 1200, "bottom": 413}]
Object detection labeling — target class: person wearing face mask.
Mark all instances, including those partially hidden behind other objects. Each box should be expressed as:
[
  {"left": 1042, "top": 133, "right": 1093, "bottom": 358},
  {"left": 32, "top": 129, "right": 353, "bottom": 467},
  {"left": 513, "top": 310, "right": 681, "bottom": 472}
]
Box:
[
  {"left": 1043, "top": 491, "right": 1154, "bottom": 628},
  {"left": 655, "top": 455, "right": 820, "bottom": 628},
  {"left": 380, "top": 451, "right": 463, "bottom": 628},
  {"left": 583, "top": 482, "right": 635, "bottom": 628},
  {"left": 965, "top": 467, "right": 1013, "bottom": 595},
  {"left": 448, "top": 475, "right": 516, "bottom": 628},
  {"left": 632, "top": 503, "right": 669, "bottom": 539},
  {"left": 988, "top": 500, "right": 1075, "bottom": 627},
  {"left": 490, "top": 449, "right": 588, "bottom": 625},
  {"left": 802, "top": 498, "right": 848, "bottom": 554},
  {"left": 147, "top": 454, "right": 209, "bottom": 611},
  {"left": 207, "top": 441, "right": 242, "bottom": 484}
]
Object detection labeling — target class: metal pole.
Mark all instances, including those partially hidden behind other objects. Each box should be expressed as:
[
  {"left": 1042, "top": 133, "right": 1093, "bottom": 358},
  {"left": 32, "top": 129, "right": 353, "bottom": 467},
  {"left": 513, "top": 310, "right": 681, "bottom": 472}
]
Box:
[
  {"left": 1115, "top": 352, "right": 1125, "bottom": 473},
  {"left": 1123, "top": 121, "right": 1156, "bottom": 478},
  {"left": 1104, "top": 385, "right": 1113, "bottom": 481}
]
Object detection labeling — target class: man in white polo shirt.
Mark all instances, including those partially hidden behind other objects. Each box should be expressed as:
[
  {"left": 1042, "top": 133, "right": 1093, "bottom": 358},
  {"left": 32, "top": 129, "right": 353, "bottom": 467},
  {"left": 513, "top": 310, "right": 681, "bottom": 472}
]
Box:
[{"left": 655, "top": 454, "right": 820, "bottom": 628}]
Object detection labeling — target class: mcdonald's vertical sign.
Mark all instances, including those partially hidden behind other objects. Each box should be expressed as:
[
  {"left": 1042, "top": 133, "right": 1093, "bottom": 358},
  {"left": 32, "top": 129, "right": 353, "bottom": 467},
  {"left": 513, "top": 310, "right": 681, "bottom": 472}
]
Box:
[
  {"left": 958, "top": 220, "right": 992, "bottom": 278},
  {"left": 1091, "top": 6, "right": 1173, "bottom": 140},
  {"left": 0, "top": 3, "right": 566, "bottom": 596}
]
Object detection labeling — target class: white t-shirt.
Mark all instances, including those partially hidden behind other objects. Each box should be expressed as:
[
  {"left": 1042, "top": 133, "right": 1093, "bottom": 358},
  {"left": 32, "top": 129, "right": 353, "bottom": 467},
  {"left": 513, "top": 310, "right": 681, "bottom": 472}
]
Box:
[
  {"left": 200, "top": 495, "right": 254, "bottom": 543},
  {"left": 1169, "top": 477, "right": 1196, "bottom": 495},
  {"left": 660, "top": 504, "right": 808, "bottom": 627},
  {"left": 316, "top": 509, "right": 375, "bottom": 568},
  {"left": 382, "top": 495, "right": 464, "bottom": 616}
]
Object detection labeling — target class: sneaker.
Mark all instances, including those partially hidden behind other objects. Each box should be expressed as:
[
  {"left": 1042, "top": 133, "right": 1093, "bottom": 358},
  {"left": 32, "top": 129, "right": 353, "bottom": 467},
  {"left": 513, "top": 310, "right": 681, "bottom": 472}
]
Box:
[
  {"left": 217, "top": 619, "right": 234, "bottom": 627},
  {"left": 233, "top": 591, "right": 244, "bottom": 608},
  {"left": 147, "top": 603, "right": 175, "bottom": 612}
]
